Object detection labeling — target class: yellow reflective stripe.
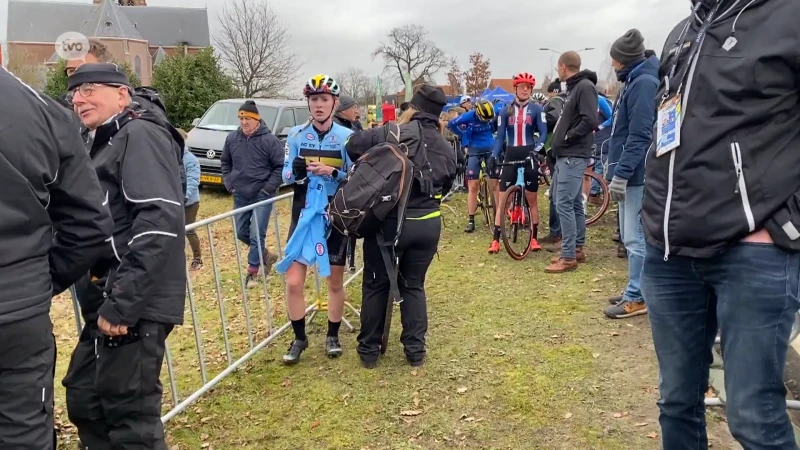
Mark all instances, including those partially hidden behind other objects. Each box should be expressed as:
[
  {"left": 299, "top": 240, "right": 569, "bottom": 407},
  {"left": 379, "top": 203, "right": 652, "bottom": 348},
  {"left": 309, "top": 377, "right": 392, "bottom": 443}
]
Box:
[
  {"left": 407, "top": 210, "right": 441, "bottom": 220},
  {"left": 434, "top": 194, "right": 442, "bottom": 199}
]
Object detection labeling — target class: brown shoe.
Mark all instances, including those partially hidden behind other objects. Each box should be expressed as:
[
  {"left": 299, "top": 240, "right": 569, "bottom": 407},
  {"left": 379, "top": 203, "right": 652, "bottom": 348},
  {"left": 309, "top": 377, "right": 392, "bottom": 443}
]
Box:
[
  {"left": 551, "top": 249, "right": 586, "bottom": 264},
  {"left": 544, "top": 258, "right": 578, "bottom": 273},
  {"left": 539, "top": 234, "right": 561, "bottom": 245}
]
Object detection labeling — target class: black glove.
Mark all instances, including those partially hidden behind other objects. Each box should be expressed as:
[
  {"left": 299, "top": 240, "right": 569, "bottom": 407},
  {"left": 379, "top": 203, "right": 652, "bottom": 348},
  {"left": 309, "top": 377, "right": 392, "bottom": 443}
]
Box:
[
  {"left": 292, "top": 157, "right": 307, "bottom": 179},
  {"left": 488, "top": 157, "right": 497, "bottom": 174},
  {"left": 456, "top": 160, "right": 466, "bottom": 176}
]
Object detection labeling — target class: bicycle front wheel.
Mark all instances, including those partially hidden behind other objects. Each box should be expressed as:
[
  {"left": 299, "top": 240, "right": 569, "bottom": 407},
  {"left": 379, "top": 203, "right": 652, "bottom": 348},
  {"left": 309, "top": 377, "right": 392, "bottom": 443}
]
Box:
[
  {"left": 584, "top": 171, "right": 610, "bottom": 226},
  {"left": 478, "top": 177, "right": 492, "bottom": 228},
  {"left": 501, "top": 185, "right": 533, "bottom": 260}
]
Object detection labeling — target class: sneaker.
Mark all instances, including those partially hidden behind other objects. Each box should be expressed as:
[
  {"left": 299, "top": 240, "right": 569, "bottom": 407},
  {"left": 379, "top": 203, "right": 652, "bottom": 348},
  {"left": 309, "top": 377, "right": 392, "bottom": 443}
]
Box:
[
  {"left": 608, "top": 294, "right": 623, "bottom": 305},
  {"left": 263, "top": 252, "right": 279, "bottom": 273},
  {"left": 464, "top": 222, "right": 475, "bottom": 233},
  {"left": 488, "top": 240, "right": 500, "bottom": 254},
  {"left": 544, "top": 258, "right": 578, "bottom": 273},
  {"left": 325, "top": 336, "right": 343, "bottom": 358},
  {"left": 529, "top": 238, "right": 542, "bottom": 252},
  {"left": 245, "top": 273, "right": 258, "bottom": 289},
  {"left": 189, "top": 259, "right": 203, "bottom": 271},
  {"left": 282, "top": 339, "right": 309, "bottom": 365},
  {"left": 617, "top": 243, "right": 628, "bottom": 259},
  {"left": 604, "top": 300, "right": 647, "bottom": 319}
]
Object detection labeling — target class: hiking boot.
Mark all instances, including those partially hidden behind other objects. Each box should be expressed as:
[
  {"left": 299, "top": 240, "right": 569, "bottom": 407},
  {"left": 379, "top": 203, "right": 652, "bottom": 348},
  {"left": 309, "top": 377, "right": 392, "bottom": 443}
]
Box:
[
  {"left": 189, "top": 258, "right": 203, "bottom": 271},
  {"left": 529, "top": 238, "right": 542, "bottom": 252},
  {"left": 245, "top": 273, "right": 258, "bottom": 289},
  {"left": 325, "top": 336, "right": 343, "bottom": 358},
  {"left": 604, "top": 300, "right": 647, "bottom": 319},
  {"left": 612, "top": 231, "right": 621, "bottom": 242},
  {"left": 464, "top": 222, "right": 476, "bottom": 233},
  {"left": 263, "top": 252, "right": 279, "bottom": 273},
  {"left": 551, "top": 249, "right": 585, "bottom": 264},
  {"left": 488, "top": 240, "right": 500, "bottom": 254},
  {"left": 544, "top": 258, "right": 578, "bottom": 273},
  {"left": 608, "top": 294, "right": 623, "bottom": 305},
  {"left": 360, "top": 357, "right": 378, "bottom": 369},
  {"left": 617, "top": 242, "right": 627, "bottom": 259},
  {"left": 282, "top": 339, "right": 308, "bottom": 365}
]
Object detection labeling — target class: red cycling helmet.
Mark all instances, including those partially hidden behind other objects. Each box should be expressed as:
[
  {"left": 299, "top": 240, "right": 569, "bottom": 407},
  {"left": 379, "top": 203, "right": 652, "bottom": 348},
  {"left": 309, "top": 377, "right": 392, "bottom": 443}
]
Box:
[{"left": 513, "top": 72, "right": 536, "bottom": 88}]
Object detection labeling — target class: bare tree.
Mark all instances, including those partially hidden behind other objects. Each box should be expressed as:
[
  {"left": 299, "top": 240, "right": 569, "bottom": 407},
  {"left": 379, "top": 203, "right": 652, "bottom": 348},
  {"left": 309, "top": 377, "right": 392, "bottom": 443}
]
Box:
[
  {"left": 446, "top": 57, "right": 465, "bottom": 95},
  {"left": 334, "top": 67, "right": 375, "bottom": 105},
  {"left": 372, "top": 25, "right": 447, "bottom": 86},
  {"left": 599, "top": 43, "right": 621, "bottom": 97},
  {"left": 7, "top": 50, "right": 44, "bottom": 89},
  {"left": 464, "top": 52, "right": 491, "bottom": 97},
  {"left": 214, "top": 0, "right": 299, "bottom": 98}
]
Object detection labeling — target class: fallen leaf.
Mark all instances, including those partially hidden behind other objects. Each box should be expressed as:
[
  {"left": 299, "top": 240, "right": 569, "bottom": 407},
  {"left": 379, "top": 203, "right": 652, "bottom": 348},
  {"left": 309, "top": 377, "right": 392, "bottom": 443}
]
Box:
[
  {"left": 200, "top": 433, "right": 209, "bottom": 440},
  {"left": 309, "top": 419, "right": 320, "bottom": 431},
  {"left": 634, "top": 422, "right": 648, "bottom": 427},
  {"left": 610, "top": 331, "right": 620, "bottom": 337},
  {"left": 613, "top": 413, "right": 623, "bottom": 418},
  {"left": 564, "top": 412, "right": 573, "bottom": 419},
  {"left": 592, "top": 353, "right": 600, "bottom": 359},
  {"left": 551, "top": 334, "right": 560, "bottom": 338},
  {"left": 282, "top": 378, "right": 292, "bottom": 387},
  {"left": 411, "top": 369, "right": 418, "bottom": 376},
  {"left": 626, "top": 323, "right": 634, "bottom": 327},
  {"left": 413, "top": 397, "right": 420, "bottom": 407},
  {"left": 200, "top": 416, "right": 212, "bottom": 423},
  {"left": 400, "top": 410, "right": 423, "bottom": 416},
  {"left": 647, "top": 432, "right": 659, "bottom": 439},
  {"left": 591, "top": 289, "right": 602, "bottom": 293},
  {"left": 201, "top": 444, "right": 209, "bottom": 449},
  {"left": 457, "top": 387, "right": 468, "bottom": 394},
  {"left": 463, "top": 416, "right": 475, "bottom": 422}
]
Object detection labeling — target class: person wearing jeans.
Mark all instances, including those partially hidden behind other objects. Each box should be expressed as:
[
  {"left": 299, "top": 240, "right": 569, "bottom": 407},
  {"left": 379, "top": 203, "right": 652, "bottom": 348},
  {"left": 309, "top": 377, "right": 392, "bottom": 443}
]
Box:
[
  {"left": 181, "top": 131, "right": 203, "bottom": 271},
  {"left": 643, "top": 1, "right": 800, "bottom": 448},
  {"left": 545, "top": 51, "right": 598, "bottom": 273},
  {"left": 221, "top": 101, "right": 284, "bottom": 288},
  {"left": 602, "top": 29, "right": 658, "bottom": 319}
]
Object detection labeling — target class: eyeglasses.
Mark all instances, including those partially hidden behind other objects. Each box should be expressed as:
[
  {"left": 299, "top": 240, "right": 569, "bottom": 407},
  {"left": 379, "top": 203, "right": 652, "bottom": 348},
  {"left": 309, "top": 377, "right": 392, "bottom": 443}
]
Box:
[{"left": 65, "top": 83, "right": 125, "bottom": 105}]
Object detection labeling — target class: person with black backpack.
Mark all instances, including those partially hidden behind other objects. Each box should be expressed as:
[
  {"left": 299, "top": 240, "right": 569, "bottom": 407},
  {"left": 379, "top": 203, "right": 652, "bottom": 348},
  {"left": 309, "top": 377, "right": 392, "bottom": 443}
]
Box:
[{"left": 338, "top": 85, "right": 458, "bottom": 368}]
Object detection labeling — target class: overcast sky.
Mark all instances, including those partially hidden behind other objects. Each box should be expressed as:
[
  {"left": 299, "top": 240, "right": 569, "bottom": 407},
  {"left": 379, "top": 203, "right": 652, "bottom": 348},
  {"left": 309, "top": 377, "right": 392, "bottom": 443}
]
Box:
[{"left": 0, "top": 0, "right": 692, "bottom": 92}]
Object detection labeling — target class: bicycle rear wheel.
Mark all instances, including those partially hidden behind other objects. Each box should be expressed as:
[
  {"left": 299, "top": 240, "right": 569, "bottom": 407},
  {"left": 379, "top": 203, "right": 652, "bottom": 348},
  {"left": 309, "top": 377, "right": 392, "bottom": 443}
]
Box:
[
  {"left": 501, "top": 185, "right": 533, "bottom": 260},
  {"left": 485, "top": 178, "right": 496, "bottom": 229},
  {"left": 584, "top": 171, "right": 609, "bottom": 226}
]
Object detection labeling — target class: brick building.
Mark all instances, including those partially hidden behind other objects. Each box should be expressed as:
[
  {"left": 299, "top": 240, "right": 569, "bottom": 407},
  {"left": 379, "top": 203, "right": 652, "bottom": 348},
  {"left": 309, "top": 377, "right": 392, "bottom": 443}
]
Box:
[{"left": 6, "top": 0, "right": 210, "bottom": 86}]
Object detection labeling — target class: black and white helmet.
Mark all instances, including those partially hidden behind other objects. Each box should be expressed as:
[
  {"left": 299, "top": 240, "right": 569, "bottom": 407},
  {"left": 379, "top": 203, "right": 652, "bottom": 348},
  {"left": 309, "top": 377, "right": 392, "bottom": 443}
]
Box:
[{"left": 303, "top": 74, "right": 341, "bottom": 98}]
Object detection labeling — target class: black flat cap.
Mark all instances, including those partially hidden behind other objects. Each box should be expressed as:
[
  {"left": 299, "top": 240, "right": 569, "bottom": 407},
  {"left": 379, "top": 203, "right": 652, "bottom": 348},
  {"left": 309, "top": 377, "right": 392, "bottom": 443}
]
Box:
[{"left": 67, "top": 63, "right": 130, "bottom": 91}]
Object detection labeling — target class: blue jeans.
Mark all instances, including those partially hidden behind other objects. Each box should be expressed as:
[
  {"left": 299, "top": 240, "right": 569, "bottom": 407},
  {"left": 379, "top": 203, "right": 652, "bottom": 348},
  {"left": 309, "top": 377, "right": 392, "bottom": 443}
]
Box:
[
  {"left": 554, "top": 157, "right": 587, "bottom": 259},
  {"left": 619, "top": 185, "right": 645, "bottom": 301},
  {"left": 642, "top": 243, "right": 800, "bottom": 450},
  {"left": 233, "top": 192, "right": 273, "bottom": 271},
  {"left": 590, "top": 158, "right": 605, "bottom": 195}
]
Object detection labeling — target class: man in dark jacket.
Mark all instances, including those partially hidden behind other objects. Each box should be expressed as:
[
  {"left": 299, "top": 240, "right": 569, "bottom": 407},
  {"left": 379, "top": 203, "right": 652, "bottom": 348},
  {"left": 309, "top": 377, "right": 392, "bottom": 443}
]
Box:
[
  {"left": 642, "top": 1, "right": 800, "bottom": 448},
  {"left": 602, "top": 30, "right": 659, "bottom": 320},
  {"left": 334, "top": 94, "right": 363, "bottom": 130},
  {"left": 63, "top": 63, "right": 186, "bottom": 450},
  {"left": 221, "top": 100, "right": 283, "bottom": 287},
  {"left": 0, "top": 67, "right": 112, "bottom": 450},
  {"left": 546, "top": 51, "right": 598, "bottom": 273}
]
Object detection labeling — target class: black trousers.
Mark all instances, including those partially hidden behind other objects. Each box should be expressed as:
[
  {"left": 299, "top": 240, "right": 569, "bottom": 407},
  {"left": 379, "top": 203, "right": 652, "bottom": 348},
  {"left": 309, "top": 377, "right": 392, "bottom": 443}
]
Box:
[
  {"left": 63, "top": 320, "right": 173, "bottom": 450},
  {"left": 0, "top": 313, "right": 56, "bottom": 450},
  {"left": 357, "top": 215, "right": 441, "bottom": 362}
]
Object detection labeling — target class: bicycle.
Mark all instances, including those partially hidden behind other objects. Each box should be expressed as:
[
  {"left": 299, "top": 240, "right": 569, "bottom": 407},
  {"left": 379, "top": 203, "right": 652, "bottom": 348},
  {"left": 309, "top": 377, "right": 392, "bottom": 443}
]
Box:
[
  {"left": 476, "top": 155, "right": 496, "bottom": 229},
  {"left": 537, "top": 155, "right": 610, "bottom": 226},
  {"left": 497, "top": 158, "right": 535, "bottom": 260}
]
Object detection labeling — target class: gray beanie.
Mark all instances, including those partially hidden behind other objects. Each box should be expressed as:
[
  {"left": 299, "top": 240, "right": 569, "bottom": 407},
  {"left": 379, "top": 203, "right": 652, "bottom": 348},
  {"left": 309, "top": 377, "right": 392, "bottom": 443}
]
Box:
[
  {"left": 337, "top": 95, "right": 357, "bottom": 113},
  {"left": 610, "top": 29, "right": 646, "bottom": 66}
]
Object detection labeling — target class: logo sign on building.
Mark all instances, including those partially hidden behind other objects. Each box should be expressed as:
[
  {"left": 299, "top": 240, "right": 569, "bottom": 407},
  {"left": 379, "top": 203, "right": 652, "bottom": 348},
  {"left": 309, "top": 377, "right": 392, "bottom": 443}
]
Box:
[{"left": 55, "top": 32, "right": 90, "bottom": 60}]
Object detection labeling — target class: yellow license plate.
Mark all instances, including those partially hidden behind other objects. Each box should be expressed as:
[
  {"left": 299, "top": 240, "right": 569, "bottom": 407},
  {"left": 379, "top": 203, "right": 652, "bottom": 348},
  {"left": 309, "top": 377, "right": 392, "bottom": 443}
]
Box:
[{"left": 200, "top": 175, "right": 222, "bottom": 184}]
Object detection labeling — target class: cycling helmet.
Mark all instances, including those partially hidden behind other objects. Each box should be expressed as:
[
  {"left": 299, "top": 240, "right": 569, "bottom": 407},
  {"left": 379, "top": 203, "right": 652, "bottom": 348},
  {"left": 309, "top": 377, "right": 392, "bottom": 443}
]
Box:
[
  {"left": 513, "top": 72, "right": 536, "bottom": 88},
  {"left": 531, "top": 92, "right": 547, "bottom": 103},
  {"left": 303, "top": 74, "right": 341, "bottom": 98},
  {"left": 475, "top": 99, "right": 495, "bottom": 121},
  {"left": 459, "top": 96, "right": 472, "bottom": 106}
]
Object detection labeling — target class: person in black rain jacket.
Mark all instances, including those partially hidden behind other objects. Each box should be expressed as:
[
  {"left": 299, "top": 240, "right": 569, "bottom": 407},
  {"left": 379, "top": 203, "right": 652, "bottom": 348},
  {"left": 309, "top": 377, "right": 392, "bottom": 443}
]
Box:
[
  {"left": 62, "top": 63, "right": 186, "bottom": 450},
  {"left": 0, "top": 67, "right": 113, "bottom": 450},
  {"left": 346, "top": 85, "right": 457, "bottom": 368}
]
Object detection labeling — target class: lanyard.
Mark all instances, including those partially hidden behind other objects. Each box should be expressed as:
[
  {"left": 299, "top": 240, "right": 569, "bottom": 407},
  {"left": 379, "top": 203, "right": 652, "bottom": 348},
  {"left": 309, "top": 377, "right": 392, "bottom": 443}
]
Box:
[{"left": 662, "top": 1, "right": 722, "bottom": 102}]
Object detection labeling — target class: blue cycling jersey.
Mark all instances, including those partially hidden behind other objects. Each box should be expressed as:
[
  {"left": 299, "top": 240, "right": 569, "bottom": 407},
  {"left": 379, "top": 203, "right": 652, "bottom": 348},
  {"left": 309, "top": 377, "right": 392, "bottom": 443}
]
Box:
[
  {"left": 492, "top": 101, "right": 548, "bottom": 158},
  {"left": 283, "top": 122, "right": 353, "bottom": 197},
  {"left": 447, "top": 110, "right": 496, "bottom": 152},
  {"left": 598, "top": 95, "right": 613, "bottom": 129}
]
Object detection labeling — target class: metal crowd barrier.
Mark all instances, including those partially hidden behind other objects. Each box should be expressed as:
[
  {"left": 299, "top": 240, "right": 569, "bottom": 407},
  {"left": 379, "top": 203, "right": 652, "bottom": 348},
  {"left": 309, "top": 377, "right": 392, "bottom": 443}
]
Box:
[{"left": 68, "top": 192, "right": 364, "bottom": 423}]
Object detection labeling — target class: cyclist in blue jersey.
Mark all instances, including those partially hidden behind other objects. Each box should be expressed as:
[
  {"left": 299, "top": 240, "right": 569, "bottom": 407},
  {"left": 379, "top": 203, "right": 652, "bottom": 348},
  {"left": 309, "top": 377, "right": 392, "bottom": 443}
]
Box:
[
  {"left": 448, "top": 99, "right": 499, "bottom": 232},
  {"left": 488, "top": 72, "right": 549, "bottom": 254},
  {"left": 280, "top": 74, "right": 353, "bottom": 365}
]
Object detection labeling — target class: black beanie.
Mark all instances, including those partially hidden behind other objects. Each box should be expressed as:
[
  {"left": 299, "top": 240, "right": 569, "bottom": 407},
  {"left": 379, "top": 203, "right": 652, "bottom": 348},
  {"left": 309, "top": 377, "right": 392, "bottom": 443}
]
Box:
[
  {"left": 67, "top": 63, "right": 130, "bottom": 91},
  {"left": 610, "top": 29, "right": 646, "bottom": 66},
  {"left": 238, "top": 100, "right": 260, "bottom": 120},
  {"left": 410, "top": 85, "right": 447, "bottom": 116},
  {"left": 546, "top": 78, "right": 561, "bottom": 93}
]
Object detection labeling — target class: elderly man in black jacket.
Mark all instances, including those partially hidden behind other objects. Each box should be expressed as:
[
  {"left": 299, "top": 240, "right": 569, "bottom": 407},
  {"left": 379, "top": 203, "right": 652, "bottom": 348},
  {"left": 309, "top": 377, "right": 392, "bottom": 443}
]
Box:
[
  {"left": 63, "top": 63, "right": 186, "bottom": 450},
  {"left": 0, "top": 67, "right": 113, "bottom": 450},
  {"left": 642, "top": 0, "right": 800, "bottom": 448},
  {"left": 221, "top": 100, "right": 284, "bottom": 287}
]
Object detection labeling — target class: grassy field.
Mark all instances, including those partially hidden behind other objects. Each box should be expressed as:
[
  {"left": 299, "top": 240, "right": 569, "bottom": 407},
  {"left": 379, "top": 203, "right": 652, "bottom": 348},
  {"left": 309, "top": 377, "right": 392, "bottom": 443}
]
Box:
[{"left": 50, "top": 188, "right": 738, "bottom": 449}]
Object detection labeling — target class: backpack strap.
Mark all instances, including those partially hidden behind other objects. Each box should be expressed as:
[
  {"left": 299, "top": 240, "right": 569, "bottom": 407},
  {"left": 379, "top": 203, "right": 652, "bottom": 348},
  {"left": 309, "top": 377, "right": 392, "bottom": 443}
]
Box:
[{"left": 376, "top": 232, "right": 402, "bottom": 353}]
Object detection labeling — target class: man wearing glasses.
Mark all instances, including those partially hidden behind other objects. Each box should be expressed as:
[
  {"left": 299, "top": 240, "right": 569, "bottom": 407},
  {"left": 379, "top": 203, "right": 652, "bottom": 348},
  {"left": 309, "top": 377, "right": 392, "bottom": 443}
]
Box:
[{"left": 62, "top": 63, "right": 185, "bottom": 450}]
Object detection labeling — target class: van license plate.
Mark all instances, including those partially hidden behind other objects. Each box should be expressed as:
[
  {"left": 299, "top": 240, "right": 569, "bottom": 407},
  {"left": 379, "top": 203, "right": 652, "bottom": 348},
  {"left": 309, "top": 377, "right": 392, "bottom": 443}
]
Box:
[{"left": 200, "top": 175, "right": 222, "bottom": 184}]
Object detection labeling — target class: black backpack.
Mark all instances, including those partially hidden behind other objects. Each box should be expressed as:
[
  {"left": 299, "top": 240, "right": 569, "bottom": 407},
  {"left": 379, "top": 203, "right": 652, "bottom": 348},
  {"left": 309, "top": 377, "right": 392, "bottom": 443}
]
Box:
[{"left": 329, "top": 121, "right": 429, "bottom": 239}]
